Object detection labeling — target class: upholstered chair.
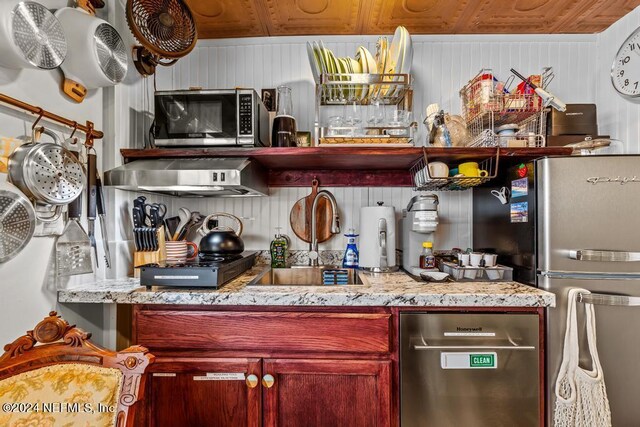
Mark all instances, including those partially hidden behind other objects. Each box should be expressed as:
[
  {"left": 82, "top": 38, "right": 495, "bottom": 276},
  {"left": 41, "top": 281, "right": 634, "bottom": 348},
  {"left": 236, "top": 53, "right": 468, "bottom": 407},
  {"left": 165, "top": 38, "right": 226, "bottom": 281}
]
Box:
[{"left": 0, "top": 311, "right": 154, "bottom": 427}]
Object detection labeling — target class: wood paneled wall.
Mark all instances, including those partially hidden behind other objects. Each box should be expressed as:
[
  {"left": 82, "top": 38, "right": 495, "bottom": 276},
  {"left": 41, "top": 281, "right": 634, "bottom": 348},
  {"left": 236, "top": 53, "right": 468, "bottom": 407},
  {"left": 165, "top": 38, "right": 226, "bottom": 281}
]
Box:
[{"left": 105, "top": 33, "right": 597, "bottom": 258}]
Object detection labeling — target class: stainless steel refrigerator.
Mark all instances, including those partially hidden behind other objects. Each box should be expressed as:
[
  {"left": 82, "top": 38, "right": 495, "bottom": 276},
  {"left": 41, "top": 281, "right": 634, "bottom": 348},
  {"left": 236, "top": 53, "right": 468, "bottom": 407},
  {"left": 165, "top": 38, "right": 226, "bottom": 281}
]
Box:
[{"left": 474, "top": 155, "right": 640, "bottom": 426}]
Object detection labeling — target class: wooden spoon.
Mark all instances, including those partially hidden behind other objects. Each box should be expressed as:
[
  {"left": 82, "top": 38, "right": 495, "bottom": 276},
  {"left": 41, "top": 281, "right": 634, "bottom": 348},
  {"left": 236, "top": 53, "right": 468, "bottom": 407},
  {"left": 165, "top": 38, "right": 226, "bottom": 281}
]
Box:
[{"left": 290, "top": 178, "right": 334, "bottom": 243}]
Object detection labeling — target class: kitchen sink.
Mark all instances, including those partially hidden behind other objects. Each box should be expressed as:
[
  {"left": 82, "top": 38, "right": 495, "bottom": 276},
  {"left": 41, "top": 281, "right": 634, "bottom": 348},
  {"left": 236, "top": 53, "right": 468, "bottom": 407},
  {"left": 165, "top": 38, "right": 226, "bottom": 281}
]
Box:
[{"left": 248, "top": 266, "right": 366, "bottom": 286}]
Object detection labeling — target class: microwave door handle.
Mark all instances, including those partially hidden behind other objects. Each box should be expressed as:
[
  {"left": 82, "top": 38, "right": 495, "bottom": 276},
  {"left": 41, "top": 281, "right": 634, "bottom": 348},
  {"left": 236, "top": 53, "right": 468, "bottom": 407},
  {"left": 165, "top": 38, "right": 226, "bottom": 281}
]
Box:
[
  {"left": 577, "top": 292, "right": 640, "bottom": 306},
  {"left": 569, "top": 250, "right": 640, "bottom": 262}
]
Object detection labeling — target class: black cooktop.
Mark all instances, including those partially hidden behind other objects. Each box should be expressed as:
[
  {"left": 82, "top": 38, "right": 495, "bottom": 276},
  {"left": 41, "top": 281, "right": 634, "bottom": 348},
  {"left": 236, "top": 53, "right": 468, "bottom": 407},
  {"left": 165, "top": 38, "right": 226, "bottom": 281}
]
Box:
[
  {"left": 140, "top": 251, "right": 257, "bottom": 289},
  {"left": 145, "top": 254, "right": 244, "bottom": 268}
]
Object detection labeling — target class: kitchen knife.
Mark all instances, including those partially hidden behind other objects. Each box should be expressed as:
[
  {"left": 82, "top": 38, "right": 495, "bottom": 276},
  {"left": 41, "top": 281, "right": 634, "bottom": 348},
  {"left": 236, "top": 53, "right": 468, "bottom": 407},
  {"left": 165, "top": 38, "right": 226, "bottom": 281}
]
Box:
[
  {"left": 96, "top": 174, "right": 111, "bottom": 268},
  {"left": 87, "top": 152, "right": 98, "bottom": 268},
  {"left": 132, "top": 206, "right": 144, "bottom": 251},
  {"left": 134, "top": 196, "right": 147, "bottom": 226}
]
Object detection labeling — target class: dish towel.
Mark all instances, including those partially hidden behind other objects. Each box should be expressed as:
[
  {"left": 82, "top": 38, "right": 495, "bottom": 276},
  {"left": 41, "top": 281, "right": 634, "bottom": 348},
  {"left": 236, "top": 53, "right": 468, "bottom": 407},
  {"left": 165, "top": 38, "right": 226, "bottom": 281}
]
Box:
[{"left": 553, "top": 288, "right": 612, "bottom": 427}]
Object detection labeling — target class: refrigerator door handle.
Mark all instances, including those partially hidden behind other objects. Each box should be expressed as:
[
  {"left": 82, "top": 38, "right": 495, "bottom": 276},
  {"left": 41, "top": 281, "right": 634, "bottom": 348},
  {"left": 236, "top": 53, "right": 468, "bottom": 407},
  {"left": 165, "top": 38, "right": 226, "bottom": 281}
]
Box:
[
  {"left": 569, "top": 249, "right": 640, "bottom": 262},
  {"left": 577, "top": 292, "right": 640, "bottom": 306}
]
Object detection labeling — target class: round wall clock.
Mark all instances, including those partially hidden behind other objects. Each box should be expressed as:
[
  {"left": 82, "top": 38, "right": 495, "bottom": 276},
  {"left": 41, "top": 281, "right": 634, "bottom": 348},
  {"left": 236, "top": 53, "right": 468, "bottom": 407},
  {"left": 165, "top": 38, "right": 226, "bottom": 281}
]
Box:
[{"left": 612, "top": 27, "right": 640, "bottom": 97}]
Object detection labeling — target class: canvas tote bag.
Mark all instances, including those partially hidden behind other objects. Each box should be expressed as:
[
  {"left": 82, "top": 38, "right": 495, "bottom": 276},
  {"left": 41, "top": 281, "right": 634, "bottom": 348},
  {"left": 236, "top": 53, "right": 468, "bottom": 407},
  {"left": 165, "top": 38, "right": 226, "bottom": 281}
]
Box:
[{"left": 553, "top": 288, "right": 611, "bottom": 427}]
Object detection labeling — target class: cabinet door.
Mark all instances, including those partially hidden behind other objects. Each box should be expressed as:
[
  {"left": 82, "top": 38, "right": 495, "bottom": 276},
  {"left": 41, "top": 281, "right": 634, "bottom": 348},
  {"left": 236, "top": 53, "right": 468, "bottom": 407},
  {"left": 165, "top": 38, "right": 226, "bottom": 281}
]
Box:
[
  {"left": 147, "top": 358, "right": 261, "bottom": 427},
  {"left": 262, "top": 359, "right": 391, "bottom": 427}
]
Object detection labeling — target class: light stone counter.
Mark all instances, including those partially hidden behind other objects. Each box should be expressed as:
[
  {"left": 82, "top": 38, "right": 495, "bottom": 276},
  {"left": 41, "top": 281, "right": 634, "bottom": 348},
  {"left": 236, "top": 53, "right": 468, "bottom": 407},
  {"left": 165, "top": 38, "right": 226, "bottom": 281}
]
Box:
[{"left": 58, "top": 267, "right": 555, "bottom": 307}]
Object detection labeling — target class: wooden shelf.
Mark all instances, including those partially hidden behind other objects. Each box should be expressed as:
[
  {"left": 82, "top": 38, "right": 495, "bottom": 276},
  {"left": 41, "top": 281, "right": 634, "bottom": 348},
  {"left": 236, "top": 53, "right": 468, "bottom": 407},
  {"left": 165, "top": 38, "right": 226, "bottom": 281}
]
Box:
[{"left": 120, "top": 146, "right": 572, "bottom": 187}]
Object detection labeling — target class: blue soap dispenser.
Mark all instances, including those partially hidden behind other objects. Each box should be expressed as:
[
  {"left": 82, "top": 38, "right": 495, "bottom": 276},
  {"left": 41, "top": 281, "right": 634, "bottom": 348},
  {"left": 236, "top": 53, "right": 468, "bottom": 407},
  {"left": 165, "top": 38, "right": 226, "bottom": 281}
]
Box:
[{"left": 342, "top": 229, "right": 359, "bottom": 268}]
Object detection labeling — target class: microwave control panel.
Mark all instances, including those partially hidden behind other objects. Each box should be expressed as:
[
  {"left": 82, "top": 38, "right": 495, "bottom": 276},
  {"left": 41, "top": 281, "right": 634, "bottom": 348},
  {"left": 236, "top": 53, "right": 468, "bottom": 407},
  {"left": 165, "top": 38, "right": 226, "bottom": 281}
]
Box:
[{"left": 239, "top": 94, "right": 253, "bottom": 136}]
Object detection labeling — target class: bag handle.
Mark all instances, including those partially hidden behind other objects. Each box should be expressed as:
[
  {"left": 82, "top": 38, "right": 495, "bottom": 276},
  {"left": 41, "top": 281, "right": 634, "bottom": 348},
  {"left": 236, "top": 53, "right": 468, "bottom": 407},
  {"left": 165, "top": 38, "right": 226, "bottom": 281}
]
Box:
[{"left": 555, "top": 288, "right": 585, "bottom": 402}]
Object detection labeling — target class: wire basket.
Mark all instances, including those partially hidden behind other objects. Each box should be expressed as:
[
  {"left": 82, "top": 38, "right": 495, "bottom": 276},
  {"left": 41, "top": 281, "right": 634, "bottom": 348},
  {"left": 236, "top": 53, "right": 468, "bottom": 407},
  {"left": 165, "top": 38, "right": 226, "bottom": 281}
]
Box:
[
  {"left": 467, "top": 110, "right": 547, "bottom": 148},
  {"left": 410, "top": 148, "right": 500, "bottom": 191},
  {"left": 460, "top": 68, "right": 552, "bottom": 126}
]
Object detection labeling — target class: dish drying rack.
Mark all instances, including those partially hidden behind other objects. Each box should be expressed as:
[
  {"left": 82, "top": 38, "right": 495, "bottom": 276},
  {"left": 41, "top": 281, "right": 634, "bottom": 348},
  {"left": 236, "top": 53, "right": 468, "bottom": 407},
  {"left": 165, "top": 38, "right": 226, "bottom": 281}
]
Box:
[
  {"left": 410, "top": 147, "right": 500, "bottom": 191},
  {"left": 460, "top": 68, "right": 554, "bottom": 148},
  {"left": 314, "top": 73, "right": 415, "bottom": 146}
]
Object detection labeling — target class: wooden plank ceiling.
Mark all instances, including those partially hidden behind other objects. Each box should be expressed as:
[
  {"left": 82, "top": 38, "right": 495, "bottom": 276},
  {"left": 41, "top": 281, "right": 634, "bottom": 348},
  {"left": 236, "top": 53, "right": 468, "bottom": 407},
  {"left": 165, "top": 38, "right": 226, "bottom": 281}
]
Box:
[{"left": 185, "top": 0, "right": 640, "bottom": 39}]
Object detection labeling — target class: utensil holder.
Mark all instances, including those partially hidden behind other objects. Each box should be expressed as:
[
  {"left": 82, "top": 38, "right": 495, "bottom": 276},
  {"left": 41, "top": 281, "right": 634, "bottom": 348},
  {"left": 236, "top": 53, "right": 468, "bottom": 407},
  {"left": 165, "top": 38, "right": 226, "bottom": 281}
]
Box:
[{"left": 133, "top": 226, "right": 166, "bottom": 278}]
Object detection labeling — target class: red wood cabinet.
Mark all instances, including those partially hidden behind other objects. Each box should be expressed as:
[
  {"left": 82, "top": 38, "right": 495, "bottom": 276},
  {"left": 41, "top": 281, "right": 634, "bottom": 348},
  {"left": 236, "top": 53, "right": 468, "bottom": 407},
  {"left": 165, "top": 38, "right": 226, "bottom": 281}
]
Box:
[
  {"left": 263, "top": 359, "right": 391, "bottom": 427},
  {"left": 146, "top": 358, "right": 261, "bottom": 427},
  {"left": 133, "top": 306, "right": 395, "bottom": 427}
]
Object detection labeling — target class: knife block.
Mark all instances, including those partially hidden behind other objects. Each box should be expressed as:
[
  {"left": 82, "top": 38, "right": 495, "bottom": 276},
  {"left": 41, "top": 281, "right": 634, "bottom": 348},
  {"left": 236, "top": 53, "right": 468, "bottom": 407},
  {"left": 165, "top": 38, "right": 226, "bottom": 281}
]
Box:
[{"left": 133, "top": 226, "right": 166, "bottom": 278}]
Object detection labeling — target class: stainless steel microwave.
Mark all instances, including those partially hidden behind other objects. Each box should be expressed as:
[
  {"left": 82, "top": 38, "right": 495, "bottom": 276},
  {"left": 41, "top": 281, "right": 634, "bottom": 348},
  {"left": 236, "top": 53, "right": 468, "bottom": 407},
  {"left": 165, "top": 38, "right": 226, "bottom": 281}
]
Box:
[{"left": 152, "top": 89, "right": 269, "bottom": 147}]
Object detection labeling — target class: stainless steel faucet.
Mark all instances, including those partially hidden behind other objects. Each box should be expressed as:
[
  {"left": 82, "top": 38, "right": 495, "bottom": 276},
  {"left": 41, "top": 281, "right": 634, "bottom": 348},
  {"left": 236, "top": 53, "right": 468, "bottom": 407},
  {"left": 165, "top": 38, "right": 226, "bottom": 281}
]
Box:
[{"left": 309, "top": 190, "right": 340, "bottom": 266}]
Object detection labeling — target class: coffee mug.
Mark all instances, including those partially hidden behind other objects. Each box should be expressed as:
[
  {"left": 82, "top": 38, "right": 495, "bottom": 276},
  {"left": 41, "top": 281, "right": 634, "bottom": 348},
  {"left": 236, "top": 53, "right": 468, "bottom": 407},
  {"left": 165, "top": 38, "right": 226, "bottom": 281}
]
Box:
[
  {"left": 457, "top": 253, "right": 470, "bottom": 266},
  {"left": 428, "top": 161, "right": 449, "bottom": 178},
  {"left": 459, "top": 162, "right": 488, "bottom": 178},
  {"left": 165, "top": 241, "right": 198, "bottom": 263},
  {"left": 483, "top": 253, "right": 498, "bottom": 267},
  {"left": 470, "top": 252, "right": 484, "bottom": 267}
]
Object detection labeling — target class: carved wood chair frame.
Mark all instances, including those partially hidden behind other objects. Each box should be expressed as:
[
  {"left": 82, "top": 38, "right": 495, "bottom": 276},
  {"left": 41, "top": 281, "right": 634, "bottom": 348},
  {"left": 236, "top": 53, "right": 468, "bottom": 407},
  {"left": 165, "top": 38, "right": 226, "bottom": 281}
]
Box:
[{"left": 0, "top": 311, "right": 154, "bottom": 427}]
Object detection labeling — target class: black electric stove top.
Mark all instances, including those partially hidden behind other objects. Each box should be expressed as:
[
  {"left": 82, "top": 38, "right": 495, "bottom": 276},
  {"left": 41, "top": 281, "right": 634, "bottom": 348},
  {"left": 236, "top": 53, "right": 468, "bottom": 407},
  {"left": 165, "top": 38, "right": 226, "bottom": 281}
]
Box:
[{"left": 140, "top": 251, "right": 257, "bottom": 289}]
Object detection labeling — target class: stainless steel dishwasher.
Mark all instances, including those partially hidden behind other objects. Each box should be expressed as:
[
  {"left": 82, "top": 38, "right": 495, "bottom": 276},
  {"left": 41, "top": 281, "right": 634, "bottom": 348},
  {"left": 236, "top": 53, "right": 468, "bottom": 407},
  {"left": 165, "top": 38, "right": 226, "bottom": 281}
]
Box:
[{"left": 400, "top": 313, "right": 540, "bottom": 426}]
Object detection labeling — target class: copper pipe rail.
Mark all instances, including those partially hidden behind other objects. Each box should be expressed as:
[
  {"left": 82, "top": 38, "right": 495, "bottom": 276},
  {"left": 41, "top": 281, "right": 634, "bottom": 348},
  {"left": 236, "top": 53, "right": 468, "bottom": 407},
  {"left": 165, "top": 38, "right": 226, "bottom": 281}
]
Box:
[{"left": 0, "top": 92, "right": 103, "bottom": 146}]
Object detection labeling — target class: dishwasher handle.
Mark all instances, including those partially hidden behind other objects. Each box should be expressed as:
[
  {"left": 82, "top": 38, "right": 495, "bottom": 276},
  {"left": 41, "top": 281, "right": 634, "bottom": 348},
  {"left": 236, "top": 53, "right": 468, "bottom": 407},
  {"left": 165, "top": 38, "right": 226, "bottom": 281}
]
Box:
[{"left": 413, "top": 342, "right": 536, "bottom": 351}]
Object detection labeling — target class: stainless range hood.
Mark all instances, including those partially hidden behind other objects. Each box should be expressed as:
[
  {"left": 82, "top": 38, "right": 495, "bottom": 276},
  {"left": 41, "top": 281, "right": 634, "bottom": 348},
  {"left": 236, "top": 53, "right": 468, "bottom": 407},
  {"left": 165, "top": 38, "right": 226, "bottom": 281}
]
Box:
[{"left": 104, "top": 158, "right": 268, "bottom": 197}]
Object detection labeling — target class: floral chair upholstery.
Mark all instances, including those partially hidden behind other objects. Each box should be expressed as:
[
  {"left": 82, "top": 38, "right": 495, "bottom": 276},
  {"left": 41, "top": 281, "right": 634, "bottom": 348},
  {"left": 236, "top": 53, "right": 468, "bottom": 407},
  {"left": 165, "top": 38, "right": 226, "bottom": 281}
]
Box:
[{"left": 0, "top": 312, "right": 154, "bottom": 427}]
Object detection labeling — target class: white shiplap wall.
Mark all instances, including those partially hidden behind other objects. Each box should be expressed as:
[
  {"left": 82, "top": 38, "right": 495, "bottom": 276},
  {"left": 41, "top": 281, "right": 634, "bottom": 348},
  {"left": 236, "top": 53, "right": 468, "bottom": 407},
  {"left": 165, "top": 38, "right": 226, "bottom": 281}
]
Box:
[
  {"left": 109, "top": 33, "right": 598, "bottom": 261},
  {"left": 596, "top": 7, "right": 640, "bottom": 153}
]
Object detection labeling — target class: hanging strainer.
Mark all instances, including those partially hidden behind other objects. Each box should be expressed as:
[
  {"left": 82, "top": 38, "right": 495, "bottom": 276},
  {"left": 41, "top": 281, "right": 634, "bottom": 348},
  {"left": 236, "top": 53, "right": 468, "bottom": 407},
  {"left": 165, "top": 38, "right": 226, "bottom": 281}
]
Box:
[
  {"left": 10, "top": 2, "right": 67, "bottom": 69},
  {"left": 0, "top": 183, "right": 36, "bottom": 263},
  {"left": 8, "top": 127, "right": 85, "bottom": 206}
]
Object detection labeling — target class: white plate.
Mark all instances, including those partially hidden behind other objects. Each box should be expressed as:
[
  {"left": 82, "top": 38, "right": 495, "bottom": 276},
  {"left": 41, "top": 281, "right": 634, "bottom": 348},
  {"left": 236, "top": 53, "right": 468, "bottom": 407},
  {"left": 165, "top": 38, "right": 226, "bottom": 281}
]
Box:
[
  {"left": 306, "top": 41, "right": 320, "bottom": 83},
  {"left": 313, "top": 41, "right": 327, "bottom": 74},
  {"left": 346, "top": 57, "right": 362, "bottom": 99},
  {"left": 387, "top": 26, "right": 404, "bottom": 75},
  {"left": 356, "top": 46, "right": 369, "bottom": 100},
  {"left": 385, "top": 27, "right": 405, "bottom": 96},
  {"left": 362, "top": 46, "right": 377, "bottom": 74},
  {"left": 400, "top": 26, "right": 413, "bottom": 76},
  {"left": 362, "top": 47, "right": 377, "bottom": 101}
]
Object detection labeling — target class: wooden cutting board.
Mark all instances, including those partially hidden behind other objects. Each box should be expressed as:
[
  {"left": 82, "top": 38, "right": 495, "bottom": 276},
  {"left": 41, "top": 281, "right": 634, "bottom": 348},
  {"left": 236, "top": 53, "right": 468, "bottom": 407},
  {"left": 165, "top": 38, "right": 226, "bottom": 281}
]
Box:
[{"left": 290, "top": 179, "right": 334, "bottom": 243}]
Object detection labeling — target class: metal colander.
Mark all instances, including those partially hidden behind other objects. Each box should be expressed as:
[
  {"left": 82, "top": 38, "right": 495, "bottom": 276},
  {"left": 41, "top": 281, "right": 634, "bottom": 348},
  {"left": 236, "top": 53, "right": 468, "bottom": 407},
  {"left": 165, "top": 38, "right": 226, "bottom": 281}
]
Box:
[
  {"left": 127, "top": 0, "right": 197, "bottom": 59},
  {"left": 0, "top": 189, "right": 35, "bottom": 263},
  {"left": 11, "top": 1, "right": 67, "bottom": 69},
  {"left": 95, "top": 23, "right": 128, "bottom": 84},
  {"left": 23, "top": 145, "right": 85, "bottom": 205}
]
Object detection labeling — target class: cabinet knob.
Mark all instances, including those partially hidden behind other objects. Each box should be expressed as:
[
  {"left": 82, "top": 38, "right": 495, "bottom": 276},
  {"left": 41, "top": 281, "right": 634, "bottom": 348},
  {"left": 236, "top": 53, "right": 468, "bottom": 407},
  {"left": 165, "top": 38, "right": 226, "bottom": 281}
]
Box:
[
  {"left": 246, "top": 374, "right": 259, "bottom": 389},
  {"left": 262, "top": 374, "right": 275, "bottom": 388}
]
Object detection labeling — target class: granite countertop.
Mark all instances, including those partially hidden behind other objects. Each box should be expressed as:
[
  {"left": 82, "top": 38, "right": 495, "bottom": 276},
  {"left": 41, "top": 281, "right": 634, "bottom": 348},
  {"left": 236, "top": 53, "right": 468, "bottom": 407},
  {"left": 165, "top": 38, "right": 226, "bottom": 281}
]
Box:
[{"left": 58, "top": 267, "right": 555, "bottom": 307}]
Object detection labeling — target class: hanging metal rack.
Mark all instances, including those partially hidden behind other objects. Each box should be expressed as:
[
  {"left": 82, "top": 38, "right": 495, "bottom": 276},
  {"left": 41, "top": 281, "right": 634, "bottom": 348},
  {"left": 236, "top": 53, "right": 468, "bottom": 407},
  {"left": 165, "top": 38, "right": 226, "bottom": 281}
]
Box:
[{"left": 0, "top": 92, "right": 103, "bottom": 146}]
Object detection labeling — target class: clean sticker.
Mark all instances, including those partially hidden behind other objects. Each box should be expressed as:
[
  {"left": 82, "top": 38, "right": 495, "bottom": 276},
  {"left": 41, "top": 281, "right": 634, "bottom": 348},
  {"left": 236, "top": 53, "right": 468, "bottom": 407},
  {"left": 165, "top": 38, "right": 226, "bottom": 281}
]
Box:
[
  {"left": 441, "top": 352, "right": 498, "bottom": 369},
  {"left": 511, "top": 177, "right": 528, "bottom": 198},
  {"left": 510, "top": 202, "right": 528, "bottom": 223}
]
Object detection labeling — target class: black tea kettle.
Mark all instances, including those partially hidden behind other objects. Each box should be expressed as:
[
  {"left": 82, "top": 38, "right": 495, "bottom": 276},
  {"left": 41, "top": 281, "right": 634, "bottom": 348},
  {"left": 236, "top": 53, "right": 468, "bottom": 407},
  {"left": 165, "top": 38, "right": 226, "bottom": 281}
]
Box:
[{"left": 198, "top": 213, "right": 244, "bottom": 259}]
